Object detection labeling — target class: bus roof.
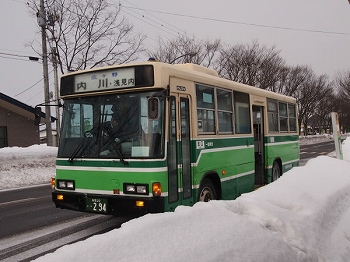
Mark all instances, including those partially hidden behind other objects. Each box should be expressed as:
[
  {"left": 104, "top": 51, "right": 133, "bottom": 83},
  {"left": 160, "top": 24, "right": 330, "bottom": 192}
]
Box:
[
  {"left": 152, "top": 61, "right": 296, "bottom": 103},
  {"left": 61, "top": 61, "right": 296, "bottom": 103}
]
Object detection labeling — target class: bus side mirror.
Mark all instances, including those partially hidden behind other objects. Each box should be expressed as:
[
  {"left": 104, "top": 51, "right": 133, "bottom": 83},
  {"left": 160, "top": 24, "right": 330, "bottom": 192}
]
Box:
[
  {"left": 34, "top": 107, "right": 42, "bottom": 126},
  {"left": 148, "top": 97, "right": 159, "bottom": 120}
]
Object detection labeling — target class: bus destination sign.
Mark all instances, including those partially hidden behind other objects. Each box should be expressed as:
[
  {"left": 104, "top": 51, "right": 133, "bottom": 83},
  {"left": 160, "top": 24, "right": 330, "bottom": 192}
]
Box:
[{"left": 74, "top": 67, "right": 135, "bottom": 93}]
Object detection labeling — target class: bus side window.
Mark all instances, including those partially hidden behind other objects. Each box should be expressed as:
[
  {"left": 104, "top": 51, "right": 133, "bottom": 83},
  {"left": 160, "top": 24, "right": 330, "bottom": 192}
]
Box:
[
  {"left": 279, "top": 102, "right": 288, "bottom": 132},
  {"left": 267, "top": 98, "right": 278, "bottom": 132},
  {"left": 234, "top": 92, "right": 251, "bottom": 134},
  {"left": 288, "top": 104, "right": 297, "bottom": 132},
  {"left": 217, "top": 89, "right": 233, "bottom": 134},
  {"left": 196, "top": 84, "right": 215, "bottom": 134}
]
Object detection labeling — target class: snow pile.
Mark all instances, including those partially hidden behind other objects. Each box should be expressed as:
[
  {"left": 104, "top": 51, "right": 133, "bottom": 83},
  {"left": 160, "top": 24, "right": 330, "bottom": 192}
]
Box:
[
  {"left": 342, "top": 136, "right": 350, "bottom": 160},
  {"left": 0, "top": 144, "right": 57, "bottom": 189},
  {"left": 299, "top": 133, "right": 334, "bottom": 145},
  {"left": 30, "top": 138, "right": 350, "bottom": 262}
]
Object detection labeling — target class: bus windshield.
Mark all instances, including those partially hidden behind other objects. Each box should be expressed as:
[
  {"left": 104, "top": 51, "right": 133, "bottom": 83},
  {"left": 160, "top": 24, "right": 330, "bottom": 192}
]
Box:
[{"left": 58, "top": 91, "right": 165, "bottom": 161}]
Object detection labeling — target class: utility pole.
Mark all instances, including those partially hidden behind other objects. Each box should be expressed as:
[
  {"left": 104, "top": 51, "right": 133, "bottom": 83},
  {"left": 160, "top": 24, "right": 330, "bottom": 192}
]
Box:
[
  {"left": 52, "top": 47, "right": 60, "bottom": 145},
  {"left": 37, "top": 0, "right": 53, "bottom": 146}
]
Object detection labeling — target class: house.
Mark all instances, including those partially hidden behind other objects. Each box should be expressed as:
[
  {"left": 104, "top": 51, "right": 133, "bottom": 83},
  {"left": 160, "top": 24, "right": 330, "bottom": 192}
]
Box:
[{"left": 0, "top": 92, "right": 54, "bottom": 148}]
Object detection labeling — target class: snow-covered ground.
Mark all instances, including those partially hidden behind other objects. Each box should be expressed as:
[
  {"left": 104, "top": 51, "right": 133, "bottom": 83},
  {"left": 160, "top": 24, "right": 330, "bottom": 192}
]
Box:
[
  {"left": 0, "top": 144, "right": 57, "bottom": 190},
  {"left": 299, "top": 133, "right": 339, "bottom": 145},
  {"left": 1, "top": 135, "right": 350, "bottom": 261}
]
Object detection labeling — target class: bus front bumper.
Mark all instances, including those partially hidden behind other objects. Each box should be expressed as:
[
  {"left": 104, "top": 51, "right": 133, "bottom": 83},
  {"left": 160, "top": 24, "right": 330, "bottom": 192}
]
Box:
[{"left": 52, "top": 191, "right": 165, "bottom": 215}]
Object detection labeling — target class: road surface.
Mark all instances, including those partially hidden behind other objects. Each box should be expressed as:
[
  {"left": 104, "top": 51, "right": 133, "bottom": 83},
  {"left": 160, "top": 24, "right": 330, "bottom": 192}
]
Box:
[{"left": 300, "top": 140, "right": 336, "bottom": 166}]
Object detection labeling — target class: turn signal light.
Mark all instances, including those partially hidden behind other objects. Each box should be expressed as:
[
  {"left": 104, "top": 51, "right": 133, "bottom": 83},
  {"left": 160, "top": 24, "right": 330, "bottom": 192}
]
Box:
[
  {"left": 51, "top": 177, "right": 56, "bottom": 189},
  {"left": 152, "top": 182, "right": 162, "bottom": 197},
  {"left": 136, "top": 201, "right": 145, "bottom": 207},
  {"left": 57, "top": 194, "right": 64, "bottom": 201}
]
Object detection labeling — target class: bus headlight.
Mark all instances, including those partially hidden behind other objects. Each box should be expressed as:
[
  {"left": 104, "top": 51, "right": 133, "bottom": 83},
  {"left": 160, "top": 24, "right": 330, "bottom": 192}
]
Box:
[
  {"left": 66, "top": 181, "right": 75, "bottom": 189},
  {"left": 58, "top": 181, "right": 66, "bottom": 188},
  {"left": 57, "top": 179, "right": 75, "bottom": 190},
  {"left": 136, "top": 185, "right": 147, "bottom": 194},
  {"left": 126, "top": 184, "right": 135, "bottom": 192},
  {"left": 124, "top": 183, "right": 148, "bottom": 195}
]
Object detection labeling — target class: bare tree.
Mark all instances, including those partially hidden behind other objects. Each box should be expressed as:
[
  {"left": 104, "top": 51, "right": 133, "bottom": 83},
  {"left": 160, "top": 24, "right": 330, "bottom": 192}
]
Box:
[
  {"left": 148, "top": 35, "right": 221, "bottom": 67},
  {"left": 215, "top": 42, "right": 334, "bottom": 135},
  {"left": 275, "top": 66, "right": 313, "bottom": 96},
  {"left": 335, "top": 71, "right": 350, "bottom": 99},
  {"left": 215, "top": 40, "right": 285, "bottom": 90},
  {"left": 294, "top": 73, "right": 333, "bottom": 135},
  {"left": 334, "top": 71, "right": 350, "bottom": 132},
  {"left": 28, "top": 0, "right": 145, "bottom": 74},
  {"left": 310, "top": 90, "right": 336, "bottom": 134}
]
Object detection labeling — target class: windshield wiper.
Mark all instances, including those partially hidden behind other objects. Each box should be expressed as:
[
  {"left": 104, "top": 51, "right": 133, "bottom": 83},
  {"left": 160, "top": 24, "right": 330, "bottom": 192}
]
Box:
[
  {"left": 68, "top": 113, "right": 132, "bottom": 165},
  {"left": 68, "top": 132, "right": 95, "bottom": 163},
  {"left": 68, "top": 117, "right": 103, "bottom": 163},
  {"left": 102, "top": 127, "right": 129, "bottom": 165}
]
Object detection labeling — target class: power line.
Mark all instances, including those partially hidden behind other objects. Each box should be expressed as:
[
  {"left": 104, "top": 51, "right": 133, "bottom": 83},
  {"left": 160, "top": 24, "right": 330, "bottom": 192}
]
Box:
[
  {"left": 14, "top": 69, "right": 53, "bottom": 97},
  {"left": 123, "top": 6, "right": 350, "bottom": 37},
  {"left": 14, "top": 77, "right": 43, "bottom": 97},
  {"left": 121, "top": 9, "right": 178, "bottom": 39},
  {"left": 0, "top": 48, "right": 35, "bottom": 55},
  {"left": 9, "top": 0, "right": 26, "bottom": 4},
  {"left": 24, "top": 88, "right": 44, "bottom": 104},
  {"left": 121, "top": 1, "right": 203, "bottom": 46},
  {"left": 120, "top": 8, "right": 176, "bottom": 49},
  {"left": 122, "top": 1, "right": 186, "bottom": 36},
  {"left": 120, "top": 1, "right": 201, "bottom": 58}
]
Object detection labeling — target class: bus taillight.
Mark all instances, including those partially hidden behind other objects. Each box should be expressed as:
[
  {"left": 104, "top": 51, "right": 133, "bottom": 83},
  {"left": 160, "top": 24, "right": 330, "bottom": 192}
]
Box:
[{"left": 152, "top": 182, "right": 162, "bottom": 197}]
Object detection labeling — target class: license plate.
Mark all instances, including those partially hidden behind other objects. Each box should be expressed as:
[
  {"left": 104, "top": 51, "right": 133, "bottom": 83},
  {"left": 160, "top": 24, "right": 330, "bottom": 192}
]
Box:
[{"left": 86, "top": 197, "right": 107, "bottom": 213}]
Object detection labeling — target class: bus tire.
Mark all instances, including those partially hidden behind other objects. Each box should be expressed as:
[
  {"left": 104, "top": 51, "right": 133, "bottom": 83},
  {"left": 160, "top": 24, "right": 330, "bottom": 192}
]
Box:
[
  {"left": 272, "top": 161, "right": 281, "bottom": 181},
  {"left": 198, "top": 179, "right": 217, "bottom": 202}
]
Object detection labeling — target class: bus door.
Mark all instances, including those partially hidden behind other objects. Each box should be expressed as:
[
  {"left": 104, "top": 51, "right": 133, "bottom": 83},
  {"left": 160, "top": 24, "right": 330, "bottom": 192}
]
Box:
[
  {"left": 167, "top": 84, "right": 193, "bottom": 207},
  {"left": 253, "top": 105, "right": 265, "bottom": 186},
  {"left": 179, "top": 96, "right": 192, "bottom": 203}
]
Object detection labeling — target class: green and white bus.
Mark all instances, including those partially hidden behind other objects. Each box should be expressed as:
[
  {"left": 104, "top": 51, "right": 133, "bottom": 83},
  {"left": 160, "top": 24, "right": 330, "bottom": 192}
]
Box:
[{"left": 51, "top": 61, "right": 299, "bottom": 215}]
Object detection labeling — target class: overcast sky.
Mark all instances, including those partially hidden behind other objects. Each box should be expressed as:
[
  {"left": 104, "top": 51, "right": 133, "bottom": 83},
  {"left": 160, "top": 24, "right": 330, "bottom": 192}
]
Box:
[{"left": 1, "top": 0, "right": 349, "bottom": 107}]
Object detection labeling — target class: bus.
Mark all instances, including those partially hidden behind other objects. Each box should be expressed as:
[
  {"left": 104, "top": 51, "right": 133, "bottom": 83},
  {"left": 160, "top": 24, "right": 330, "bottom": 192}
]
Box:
[{"left": 50, "top": 61, "right": 299, "bottom": 215}]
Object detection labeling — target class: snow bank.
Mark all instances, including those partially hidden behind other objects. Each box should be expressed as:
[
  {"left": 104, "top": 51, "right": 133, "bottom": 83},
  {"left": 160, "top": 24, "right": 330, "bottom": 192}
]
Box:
[
  {"left": 0, "top": 144, "right": 57, "bottom": 189},
  {"left": 342, "top": 136, "right": 350, "bottom": 160}
]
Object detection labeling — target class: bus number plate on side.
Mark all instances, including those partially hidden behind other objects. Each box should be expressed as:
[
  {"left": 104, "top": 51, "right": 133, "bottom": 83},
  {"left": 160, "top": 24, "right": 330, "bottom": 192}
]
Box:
[{"left": 86, "top": 198, "right": 107, "bottom": 213}]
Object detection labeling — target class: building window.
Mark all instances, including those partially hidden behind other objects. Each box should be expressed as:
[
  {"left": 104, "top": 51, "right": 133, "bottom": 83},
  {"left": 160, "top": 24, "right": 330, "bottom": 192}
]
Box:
[{"left": 0, "top": 126, "right": 8, "bottom": 148}]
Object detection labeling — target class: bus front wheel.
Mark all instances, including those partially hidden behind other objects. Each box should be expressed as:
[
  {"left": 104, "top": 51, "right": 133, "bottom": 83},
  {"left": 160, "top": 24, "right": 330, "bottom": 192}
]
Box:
[
  {"left": 272, "top": 161, "right": 281, "bottom": 181},
  {"left": 198, "top": 179, "right": 217, "bottom": 202}
]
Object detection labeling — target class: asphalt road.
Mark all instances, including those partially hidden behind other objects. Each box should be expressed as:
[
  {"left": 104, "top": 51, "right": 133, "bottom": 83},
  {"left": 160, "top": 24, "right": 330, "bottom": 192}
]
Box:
[
  {"left": 299, "top": 140, "right": 337, "bottom": 166},
  {"left": 0, "top": 185, "right": 96, "bottom": 239}
]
